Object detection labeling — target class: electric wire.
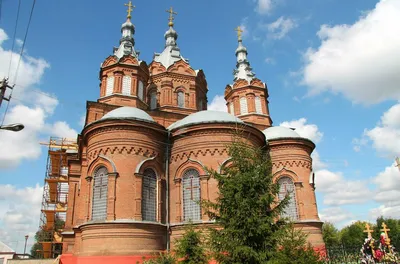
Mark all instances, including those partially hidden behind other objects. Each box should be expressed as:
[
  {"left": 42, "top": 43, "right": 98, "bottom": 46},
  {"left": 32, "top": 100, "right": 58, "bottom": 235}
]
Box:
[
  {"left": 1, "top": 0, "right": 36, "bottom": 126},
  {"left": 7, "top": 0, "right": 21, "bottom": 78}
]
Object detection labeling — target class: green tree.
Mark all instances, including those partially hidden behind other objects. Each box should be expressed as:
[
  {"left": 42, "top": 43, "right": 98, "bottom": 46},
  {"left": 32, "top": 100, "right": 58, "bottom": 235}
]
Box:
[
  {"left": 174, "top": 225, "right": 208, "bottom": 264},
  {"left": 143, "top": 253, "right": 176, "bottom": 264},
  {"left": 30, "top": 218, "right": 65, "bottom": 258},
  {"left": 322, "top": 222, "right": 340, "bottom": 247},
  {"left": 269, "top": 223, "right": 324, "bottom": 264},
  {"left": 203, "top": 139, "right": 289, "bottom": 264},
  {"left": 340, "top": 221, "right": 370, "bottom": 248}
]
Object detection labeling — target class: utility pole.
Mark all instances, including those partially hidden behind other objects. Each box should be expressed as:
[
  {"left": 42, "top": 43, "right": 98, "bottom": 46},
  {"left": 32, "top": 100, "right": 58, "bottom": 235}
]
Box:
[
  {"left": 396, "top": 157, "right": 400, "bottom": 172},
  {"left": 0, "top": 77, "right": 13, "bottom": 108}
]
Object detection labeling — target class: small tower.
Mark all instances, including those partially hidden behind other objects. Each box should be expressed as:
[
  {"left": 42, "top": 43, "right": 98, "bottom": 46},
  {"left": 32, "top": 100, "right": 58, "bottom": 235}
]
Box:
[
  {"left": 224, "top": 26, "right": 272, "bottom": 130},
  {"left": 148, "top": 7, "right": 208, "bottom": 116},
  {"left": 98, "top": 1, "right": 150, "bottom": 108}
]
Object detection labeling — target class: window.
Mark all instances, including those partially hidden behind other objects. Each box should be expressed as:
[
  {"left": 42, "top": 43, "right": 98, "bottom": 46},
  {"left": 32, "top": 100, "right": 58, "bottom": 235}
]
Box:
[
  {"left": 142, "top": 168, "right": 157, "bottom": 221},
  {"left": 122, "top": 75, "right": 131, "bottom": 95},
  {"left": 278, "top": 177, "right": 298, "bottom": 220},
  {"left": 178, "top": 91, "right": 185, "bottom": 108},
  {"left": 240, "top": 97, "right": 248, "bottom": 114},
  {"left": 229, "top": 102, "right": 234, "bottom": 115},
  {"left": 255, "top": 96, "right": 263, "bottom": 114},
  {"left": 92, "top": 167, "right": 108, "bottom": 220},
  {"left": 150, "top": 91, "right": 157, "bottom": 110},
  {"left": 138, "top": 80, "right": 144, "bottom": 100},
  {"left": 183, "top": 169, "right": 201, "bottom": 221},
  {"left": 106, "top": 76, "right": 114, "bottom": 96}
]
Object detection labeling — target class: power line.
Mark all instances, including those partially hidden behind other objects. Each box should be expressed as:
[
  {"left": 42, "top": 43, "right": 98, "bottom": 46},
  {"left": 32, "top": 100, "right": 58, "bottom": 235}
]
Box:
[
  {"left": 1, "top": 0, "right": 36, "bottom": 126},
  {"left": 7, "top": 0, "right": 21, "bottom": 78}
]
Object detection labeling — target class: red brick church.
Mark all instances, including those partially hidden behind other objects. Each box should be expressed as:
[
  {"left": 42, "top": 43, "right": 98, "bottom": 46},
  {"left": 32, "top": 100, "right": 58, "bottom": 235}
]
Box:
[{"left": 59, "top": 3, "right": 324, "bottom": 264}]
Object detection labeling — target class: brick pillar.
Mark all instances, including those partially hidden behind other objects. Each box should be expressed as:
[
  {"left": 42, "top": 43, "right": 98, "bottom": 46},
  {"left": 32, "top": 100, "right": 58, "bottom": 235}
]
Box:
[
  {"left": 85, "top": 176, "right": 93, "bottom": 221},
  {"left": 294, "top": 182, "right": 304, "bottom": 220},
  {"left": 157, "top": 178, "right": 162, "bottom": 223},
  {"left": 100, "top": 76, "right": 107, "bottom": 97},
  {"left": 114, "top": 72, "right": 123, "bottom": 94},
  {"left": 134, "top": 173, "right": 143, "bottom": 220},
  {"left": 233, "top": 95, "right": 240, "bottom": 116},
  {"left": 131, "top": 77, "right": 137, "bottom": 96},
  {"left": 247, "top": 93, "right": 255, "bottom": 113},
  {"left": 65, "top": 181, "right": 77, "bottom": 229},
  {"left": 200, "top": 175, "right": 209, "bottom": 220},
  {"left": 174, "top": 178, "right": 182, "bottom": 222},
  {"left": 107, "top": 172, "right": 118, "bottom": 220}
]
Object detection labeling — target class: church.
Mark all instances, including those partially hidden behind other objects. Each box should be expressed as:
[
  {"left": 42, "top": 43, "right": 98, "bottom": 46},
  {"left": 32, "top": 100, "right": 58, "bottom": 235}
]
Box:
[{"left": 59, "top": 3, "right": 324, "bottom": 263}]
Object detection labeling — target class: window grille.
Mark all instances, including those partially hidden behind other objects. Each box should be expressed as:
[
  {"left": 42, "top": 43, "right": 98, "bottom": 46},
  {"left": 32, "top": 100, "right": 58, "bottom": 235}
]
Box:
[
  {"left": 106, "top": 76, "right": 114, "bottom": 96},
  {"left": 138, "top": 81, "right": 144, "bottom": 100},
  {"left": 150, "top": 92, "right": 157, "bottom": 110},
  {"left": 122, "top": 76, "right": 131, "bottom": 95},
  {"left": 183, "top": 169, "right": 201, "bottom": 221},
  {"left": 229, "top": 102, "right": 234, "bottom": 115},
  {"left": 278, "top": 177, "right": 298, "bottom": 220},
  {"left": 142, "top": 168, "right": 157, "bottom": 221},
  {"left": 240, "top": 97, "right": 248, "bottom": 114},
  {"left": 92, "top": 167, "right": 108, "bottom": 220},
  {"left": 178, "top": 91, "right": 185, "bottom": 108},
  {"left": 255, "top": 96, "right": 263, "bottom": 114}
]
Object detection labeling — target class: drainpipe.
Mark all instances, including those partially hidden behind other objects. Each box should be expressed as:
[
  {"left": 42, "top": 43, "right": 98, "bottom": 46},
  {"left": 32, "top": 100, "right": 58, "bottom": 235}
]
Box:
[{"left": 166, "top": 131, "right": 171, "bottom": 251}]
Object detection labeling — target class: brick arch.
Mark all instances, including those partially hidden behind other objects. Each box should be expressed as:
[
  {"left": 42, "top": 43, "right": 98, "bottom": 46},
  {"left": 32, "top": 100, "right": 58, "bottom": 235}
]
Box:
[
  {"left": 174, "top": 158, "right": 207, "bottom": 181},
  {"left": 273, "top": 167, "right": 299, "bottom": 182},
  {"left": 87, "top": 154, "right": 117, "bottom": 176},
  {"left": 174, "top": 86, "right": 186, "bottom": 93},
  {"left": 218, "top": 157, "right": 232, "bottom": 174},
  {"left": 135, "top": 156, "right": 163, "bottom": 179}
]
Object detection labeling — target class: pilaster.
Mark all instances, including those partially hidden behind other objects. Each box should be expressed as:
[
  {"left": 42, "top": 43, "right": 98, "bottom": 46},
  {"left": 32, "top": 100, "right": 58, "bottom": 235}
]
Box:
[{"left": 107, "top": 172, "right": 119, "bottom": 220}]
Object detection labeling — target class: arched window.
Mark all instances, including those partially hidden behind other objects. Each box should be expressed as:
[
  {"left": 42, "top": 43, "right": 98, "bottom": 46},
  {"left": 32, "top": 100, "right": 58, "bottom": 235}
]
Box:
[
  {"left": 183, "top": 169, "right": 201, "bottom": 221},
  {"left": 240, "top": 97, "right": 248, "bottom": 114},
  {"left": 150, "top": 91, "right": 157, "bottom": 110},
  {"left": 255, "top": 96, "right": 263, "bottom": 114},
  {"left": 138, "top": 80, "right": 144, "bottom": 100},
  {"left": 92, "top": 167, "right": 108, "bottom": 220},
  {"left": 229, "top": 102, "right": 234, "bottom": 115},
  {"left": 122, "top": 75, "right": 131, "bottom": 95},
  {"left": 178, "top": 91, "right": 185, "bottom": 108},
  {"left": 106, "top": 76, "right": 114, "bottom": 96},
  {"left": 142, "top": 168, "right": 157, "bottom": 221},
  {"left": 278, "top": 177, "right": 298, "bottom": 220}
]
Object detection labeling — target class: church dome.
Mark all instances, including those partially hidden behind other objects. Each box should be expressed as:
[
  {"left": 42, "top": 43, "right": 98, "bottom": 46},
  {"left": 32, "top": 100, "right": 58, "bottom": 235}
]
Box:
[
  {"left": 168, "top": 110, "right": 244, "bottom": 131},
  {"left": 101, "top": 107, "right": 156, "bottom": 123},
  {"left": 262, "top": 126, "right": 301, "bottom": 140}
]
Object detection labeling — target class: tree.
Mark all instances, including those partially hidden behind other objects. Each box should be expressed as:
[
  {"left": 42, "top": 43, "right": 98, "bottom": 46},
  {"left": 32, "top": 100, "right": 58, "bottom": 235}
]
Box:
[
  {"left": 174, "top": 225, "right": 208, "bottom": 264},
  {"left": 30, "top": 218, "right": 65, "bottom": 258},
  {"left": 322, "top": 222, "right": 340, "bottom": 247},
  {"left": 340, "top": 221, "right": 370, "bottom": 248},
  {"left": 203, "top": 138, "right": 289, "bottom": 263},
  {"left": 143, "top": 253, "right": 176, "bottom": 264},
  {"left": 269, "top": 223, "right": 324, "bottom": 264}
]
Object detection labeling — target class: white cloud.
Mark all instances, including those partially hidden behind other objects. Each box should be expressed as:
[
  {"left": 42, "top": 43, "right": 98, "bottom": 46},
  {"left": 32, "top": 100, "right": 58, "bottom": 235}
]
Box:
[
  {"left": 207, "top": 95, "right": 227, "bottom": 112},
  {"left": 280, "top": 117, "right": 323, "bottom": 143},
  {"left": 302, "top": 0, "right": 400, "bottom": 104},
  {"left": 79, "top": 114, "right": 86, "bottom": 128},
  {"left": 316, "top": 169, "right": 370, "bottom": 206},
  {"left": 267, "top": 16, "right": 297, "bottom": 39},
  {"left": 356, "top": 102, "right": 400, "bottom": 157},
  {"left": 46, "top": 121, "right": 78, "bottom": 139},
  {"left": 265, "top": 57, "right": 276, "bottom": 64},
  {"left": 0, "top": 184, "right": 43, "bottom": 253},
  {"left": 0, "top": 27, "right": 77, "bottom": 168},
  {"left": 255, "top": 0, "right": 274, "bottom": 14},
  {"left": 311, "top": 151, "right": 327, "bottom": 171},
  {"left": 239, "top": 17, "right": 249, "bottom": 39},
  {"left": 319, "top": 207, "right": 354, "bottom": 225}
]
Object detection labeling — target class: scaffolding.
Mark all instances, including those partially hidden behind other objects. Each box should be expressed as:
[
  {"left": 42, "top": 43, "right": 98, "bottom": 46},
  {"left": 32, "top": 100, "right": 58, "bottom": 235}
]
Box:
[{"left": 37, "top": 137, "right": 78, "bottom": 259}]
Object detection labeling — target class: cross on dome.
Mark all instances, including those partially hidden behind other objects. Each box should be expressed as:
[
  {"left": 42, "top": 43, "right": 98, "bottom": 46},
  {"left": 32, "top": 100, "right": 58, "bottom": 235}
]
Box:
[
  {"left": 234, "top": 26, "right": 243, "bottom": 42},
  {"left": 166, "top": 7, "right": 177, "bottom": 27},
  {"left": 124, "top": 1, "right": 135, "bottom": 20}
]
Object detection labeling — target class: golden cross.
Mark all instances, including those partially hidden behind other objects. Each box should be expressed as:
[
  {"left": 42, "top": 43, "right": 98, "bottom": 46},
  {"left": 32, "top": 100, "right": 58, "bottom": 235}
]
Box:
[
  {"left": 235, "top": 26, "right": 243, "bottom": 41},
  {"left": 166, "top": 7, "right": 177, "bottom": 27},
  {"left": 363, "top": 223, "right": 374, "bottom": 238},
  {"left": 124, "top": 1, "right": 135, "bottom": 19},
  {"left": 381, "top": 222, "right": 391, "bottom": 237}
]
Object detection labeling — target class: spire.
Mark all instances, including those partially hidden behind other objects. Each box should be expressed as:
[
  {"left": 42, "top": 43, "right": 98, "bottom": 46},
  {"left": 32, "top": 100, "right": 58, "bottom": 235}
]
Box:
[
  {"left": 153, "top": 7, "right": 188, "bottom": 68},
  {"left": 113, "top": 1, "right": 139, "bottom": 59},
  {"left": 233, "top": 26, "right": 256, "bottom": 83}
]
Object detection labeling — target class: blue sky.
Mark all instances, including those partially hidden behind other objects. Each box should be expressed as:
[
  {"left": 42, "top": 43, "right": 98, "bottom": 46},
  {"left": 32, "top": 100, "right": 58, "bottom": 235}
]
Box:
[{"left": 0, "top": 0, "right": 399, "bottom": 253}]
